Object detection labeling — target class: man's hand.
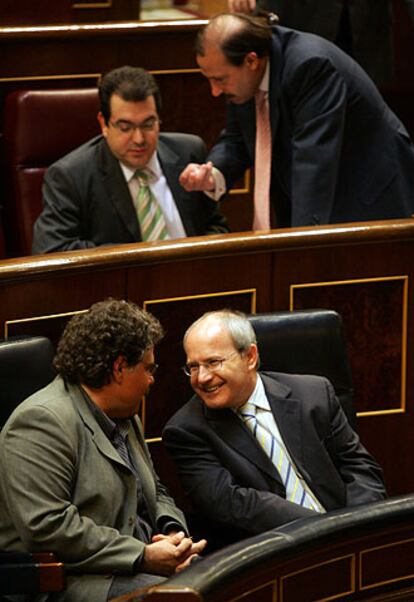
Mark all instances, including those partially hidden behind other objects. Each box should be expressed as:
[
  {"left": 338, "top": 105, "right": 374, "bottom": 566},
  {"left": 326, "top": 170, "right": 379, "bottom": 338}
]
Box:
[
  {"left": 228, "top": 0, "right": 257, "bottom": 13},
  {"left": 142, "top": 531, "right": 207, "bottom": 576},
  {"left": 179, "top": 162, "right": 215, "bottom": 192}
]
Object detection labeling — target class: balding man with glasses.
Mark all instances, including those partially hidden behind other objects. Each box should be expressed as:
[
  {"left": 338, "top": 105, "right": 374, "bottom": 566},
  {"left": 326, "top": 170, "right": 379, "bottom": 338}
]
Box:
[
  {"left": 32, "top": 66, "right": 228, "bottom": 254},
  {"left": 163, "top": 309, "right": 386, "bottom": 548}
]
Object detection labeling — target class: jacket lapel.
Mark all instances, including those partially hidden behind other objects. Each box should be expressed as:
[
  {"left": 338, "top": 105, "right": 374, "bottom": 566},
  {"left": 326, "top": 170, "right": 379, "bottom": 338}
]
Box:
[
  {"left": 205, "top": 402, "right": 282, "bottom": 484},
  {"left": 98, "top": 138, "right": 141, "bottom": 241},
  {"left": 268, "top": 30, "right": 283, "bottom": 143},
  {"left": 262, "top": 373, "right": 307, "bottom": 477},
  {"left": 67, "top": 382, "right": 131, "bottom": 472}
]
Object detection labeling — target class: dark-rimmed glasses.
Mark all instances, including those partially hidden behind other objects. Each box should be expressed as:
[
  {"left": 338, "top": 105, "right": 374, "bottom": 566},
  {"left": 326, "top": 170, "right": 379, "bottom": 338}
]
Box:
[{"left": 108, "top": 116, "right": 161, "bottom": 135}]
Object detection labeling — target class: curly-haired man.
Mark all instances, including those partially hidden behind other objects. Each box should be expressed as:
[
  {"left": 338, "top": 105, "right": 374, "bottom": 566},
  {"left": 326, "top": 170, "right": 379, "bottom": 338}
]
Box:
[{"left": 0, "top": 299, "right": 206, "bottom": 602}]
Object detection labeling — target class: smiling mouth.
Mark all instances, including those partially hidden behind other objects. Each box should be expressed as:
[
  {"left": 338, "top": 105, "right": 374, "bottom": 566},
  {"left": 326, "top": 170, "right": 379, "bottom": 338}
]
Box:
[{"left": 200, "top": 383, "right": 222, "bottom": 394}]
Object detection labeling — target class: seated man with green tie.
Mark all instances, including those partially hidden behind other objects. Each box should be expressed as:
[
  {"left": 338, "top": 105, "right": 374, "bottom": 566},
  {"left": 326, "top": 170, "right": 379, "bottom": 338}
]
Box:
[
  {"left": 32, "top": 66, "right": 228, "bottom": 254},
  {"left": 163, "top": 309, "right": 387, "bottom": 548}
]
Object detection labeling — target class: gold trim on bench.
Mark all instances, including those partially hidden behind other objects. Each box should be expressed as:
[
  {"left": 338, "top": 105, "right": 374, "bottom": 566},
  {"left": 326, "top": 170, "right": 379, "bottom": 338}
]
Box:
[{"left": 4, "top": 308, "right": 88, "bottom": 339}]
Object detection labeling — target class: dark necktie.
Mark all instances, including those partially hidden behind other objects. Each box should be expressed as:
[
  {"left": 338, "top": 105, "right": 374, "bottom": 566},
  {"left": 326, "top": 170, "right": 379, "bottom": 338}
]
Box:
[{"left": 112, "top": 420, "right": 154, "bottom": 543}]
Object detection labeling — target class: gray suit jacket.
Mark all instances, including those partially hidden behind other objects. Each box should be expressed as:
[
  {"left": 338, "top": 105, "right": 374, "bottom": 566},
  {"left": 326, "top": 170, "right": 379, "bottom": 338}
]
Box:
[
  {"left": 163, "top": 372, "right": 386, "bottom": 541},
  {"left": 259, "top": 0, "right": 414, "bottom": 85},
  {"left": 208, "top": 25, "right": 414, "bottom": 227},
  {"left": 0, "top": 377, "right": 187, "bottom": 602},
  {"left": 32, "top": 133, "right": 228, "bottom": 254}
]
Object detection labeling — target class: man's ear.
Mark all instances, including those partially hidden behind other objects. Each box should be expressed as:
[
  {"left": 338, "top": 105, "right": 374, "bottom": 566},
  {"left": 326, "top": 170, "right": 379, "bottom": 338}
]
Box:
[
  {"left": 97, "top": 111, "right": 108, "bottom": 137},
  {"left": 245, "top": 51, "right": 260, "bottom": 70},
  {"left": 112, "top": 355, "right": 125, "bottom": 384},
  {"left": 246, "top": 343, "right": 259, "bottom": 370}
]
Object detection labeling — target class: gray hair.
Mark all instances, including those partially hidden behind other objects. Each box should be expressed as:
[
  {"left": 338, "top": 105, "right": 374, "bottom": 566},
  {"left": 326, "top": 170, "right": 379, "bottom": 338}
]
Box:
[{"left": 184, "top": 309, "right": 257, "bottom": 351}]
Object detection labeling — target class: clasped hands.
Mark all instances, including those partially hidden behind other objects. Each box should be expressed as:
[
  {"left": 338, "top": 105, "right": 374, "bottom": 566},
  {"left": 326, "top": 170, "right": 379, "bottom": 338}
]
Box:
[{"left": 142, "top": 531, "right": 207, "bottom": 576}]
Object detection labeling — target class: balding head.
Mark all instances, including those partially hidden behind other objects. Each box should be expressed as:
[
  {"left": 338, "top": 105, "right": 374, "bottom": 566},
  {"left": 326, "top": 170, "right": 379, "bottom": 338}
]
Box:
[{"left": 196, "top": 13, "right": 272, "bottom": 66}]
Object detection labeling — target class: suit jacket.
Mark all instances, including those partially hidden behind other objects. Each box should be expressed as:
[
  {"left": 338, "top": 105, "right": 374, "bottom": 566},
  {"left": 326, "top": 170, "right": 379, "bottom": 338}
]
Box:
[
  {"left": 259, "top": 0, "right": 414, "bottom": 85},
  {"left": 163, "top": 372, "right": 386, "bottom": 541},
  {"left": 208, "top": 25, "right": 414, "bottom": 228},
  {"left": 0, "top": 376, "right": 187, "bottom": 602},
  {"left": 32, "top": 132, "right": 228, "bottom": 254}
]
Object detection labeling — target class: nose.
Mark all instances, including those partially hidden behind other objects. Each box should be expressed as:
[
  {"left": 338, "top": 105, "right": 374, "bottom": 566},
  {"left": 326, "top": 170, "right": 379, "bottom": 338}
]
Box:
[
  {"left": 131, "top": 126, "right": 145, "bottom": 145},
  {"left": 195, "top": 365, "right": 213, "bottom": 385},
  {"left": 210, "top": 81, "right": 223, "bottom": 98}
]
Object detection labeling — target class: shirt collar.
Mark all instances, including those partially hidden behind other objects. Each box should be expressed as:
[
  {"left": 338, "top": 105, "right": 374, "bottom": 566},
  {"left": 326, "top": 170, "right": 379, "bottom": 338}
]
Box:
[
  {"left": 80, "top": 385, "right": 116, "bottom": 438},
  {"left": 119, "top": 151, "right": 161, "bottom": 184},
  {"left": 237, "top": 374, "right": 270, "bottom": 413}
]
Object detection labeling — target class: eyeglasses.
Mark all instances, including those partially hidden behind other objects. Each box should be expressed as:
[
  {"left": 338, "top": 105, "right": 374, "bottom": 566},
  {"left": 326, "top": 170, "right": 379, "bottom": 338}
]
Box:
[
  {"left": 144, "top": 362, "right": 159, "bottom": 376},
  {"left": 182, "top": 350, "right": 241, "bottom": 377},
  {"left": 108, "top": 116, "right": 161, "bottom": 135}
]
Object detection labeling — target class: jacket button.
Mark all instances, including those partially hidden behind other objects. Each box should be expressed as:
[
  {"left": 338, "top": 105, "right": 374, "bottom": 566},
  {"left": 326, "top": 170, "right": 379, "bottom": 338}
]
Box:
[{"left": 128, "top": 516, "right": 135, "bottom": 526}]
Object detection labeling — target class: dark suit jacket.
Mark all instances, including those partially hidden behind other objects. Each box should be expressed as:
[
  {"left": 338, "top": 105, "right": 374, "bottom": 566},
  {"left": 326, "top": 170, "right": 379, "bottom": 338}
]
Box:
[
  {"left": 208, "top": 25, "right": 414, "bottom": 228},
  {"left": 258, "top": 0, "right": 414, "bottom": 85},
  {"left": 32, "top": 132, "right": 228, "bottom": 254},
  {"left": 163, "top": 372, "right": 386, "bottom": 541},
  {"left": 0, "top": 376, "right": 187, "bottom": 602}
]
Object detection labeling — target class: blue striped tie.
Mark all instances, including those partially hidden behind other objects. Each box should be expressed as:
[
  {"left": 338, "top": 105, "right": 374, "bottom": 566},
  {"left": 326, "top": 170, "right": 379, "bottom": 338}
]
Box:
[{"left": 238, "top": 402, "right": 320, "bottom": 511}]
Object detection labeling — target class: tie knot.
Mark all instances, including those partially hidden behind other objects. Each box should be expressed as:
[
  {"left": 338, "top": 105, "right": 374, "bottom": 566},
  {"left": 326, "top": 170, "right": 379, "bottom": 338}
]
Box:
[
  {"left": 135, "top": 169, "right": 152, "bottom": 185},
  {"left": 238, "top": 402, "right": 256, "bottom": 420},
  {"left": 114, "top": 419, "right": 130, "bottom": 441}
]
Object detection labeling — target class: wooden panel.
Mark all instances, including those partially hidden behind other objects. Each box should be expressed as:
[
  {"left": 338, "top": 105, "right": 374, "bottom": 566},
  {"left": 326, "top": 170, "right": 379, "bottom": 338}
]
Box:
[
  {"left": 291, "top": 276, "right": 407, "bottom": 416},
  {"left": 72, "top": 0, "right": 140, "bottom": 22},
  {"left": 361, "top": 537, "right": 414, "bottom": 591},
  {"left": 0, "top": 0, "right": 72, "bottom": 26},
  {"left": 281, "top": 555, "right": 354, "bottom": 601}
]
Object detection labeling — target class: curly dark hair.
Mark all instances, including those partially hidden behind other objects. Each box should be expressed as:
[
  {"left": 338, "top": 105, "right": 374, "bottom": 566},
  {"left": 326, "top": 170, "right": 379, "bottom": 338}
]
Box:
[
  {"left": 98, "top": 65, "right": 162, "bottom": 124},
  {"left": 54, "top": 299, "right": 163, "bottom": 388}
]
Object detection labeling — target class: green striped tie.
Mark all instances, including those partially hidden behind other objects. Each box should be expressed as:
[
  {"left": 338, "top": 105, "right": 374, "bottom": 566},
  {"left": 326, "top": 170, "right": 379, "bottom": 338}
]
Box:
[{"left": 135, "top": 169, "right": 169, "bottom": 242}]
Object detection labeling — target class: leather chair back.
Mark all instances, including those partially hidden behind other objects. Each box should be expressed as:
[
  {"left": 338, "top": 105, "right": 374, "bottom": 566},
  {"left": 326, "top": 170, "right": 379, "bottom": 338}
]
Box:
[
  {"left": 247, "top": 309, "right": 356, "bottom": 428},
  {"left": 2, "top": 88, "right": 100, "bottom": 256},
  {"left": 0, "top": 336, "right": 56, "bottom": 428}
]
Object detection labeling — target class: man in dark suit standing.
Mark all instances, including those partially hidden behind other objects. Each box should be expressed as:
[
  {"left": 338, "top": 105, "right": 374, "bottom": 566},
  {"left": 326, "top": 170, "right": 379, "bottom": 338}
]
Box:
[
  {"left": 32, "top": 66, "right": 228, "bottom": 254},
  {"left": 163, "top": 310, "right": 386, "bottom": 546},
  {"left": 180, "top": 13, "right": 414, "bottom": 229}
]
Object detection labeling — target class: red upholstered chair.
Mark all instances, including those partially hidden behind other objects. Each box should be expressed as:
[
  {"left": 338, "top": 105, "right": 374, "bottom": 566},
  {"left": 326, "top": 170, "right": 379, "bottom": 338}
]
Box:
[{"left": 2, "top": 88, "right": 100, "bottom": 257}]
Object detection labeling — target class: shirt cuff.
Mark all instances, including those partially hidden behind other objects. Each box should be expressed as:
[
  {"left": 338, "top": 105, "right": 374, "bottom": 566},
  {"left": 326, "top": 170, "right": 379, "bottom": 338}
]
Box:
[
  {"left": 159, "top": 518, "right": 188, "bottom": 536},
  {"left": 205, "top": 167, "right": 226, "bottom": 202}
]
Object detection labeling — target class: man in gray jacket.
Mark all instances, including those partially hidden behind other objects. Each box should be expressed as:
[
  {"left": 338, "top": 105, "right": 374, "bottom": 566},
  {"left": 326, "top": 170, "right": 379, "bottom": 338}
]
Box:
[{"left": 0, "top": 299, "right": 206, "bottom": 601}]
